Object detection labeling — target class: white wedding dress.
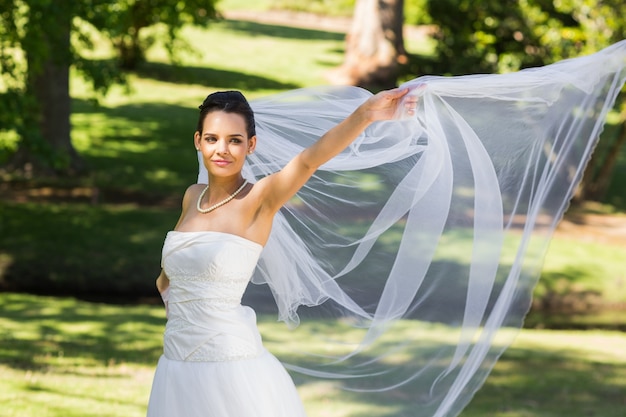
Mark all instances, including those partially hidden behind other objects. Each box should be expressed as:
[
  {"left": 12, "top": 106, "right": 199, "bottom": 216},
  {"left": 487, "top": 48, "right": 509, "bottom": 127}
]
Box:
[{"left": 146, "top": 231, "right": 307, "bottom": 417}]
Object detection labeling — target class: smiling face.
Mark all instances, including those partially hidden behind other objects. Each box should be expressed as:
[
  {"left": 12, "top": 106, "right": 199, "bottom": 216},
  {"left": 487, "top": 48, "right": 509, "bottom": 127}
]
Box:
[{"left": 194, "top": 110, "right": 256, "bottom": 179}]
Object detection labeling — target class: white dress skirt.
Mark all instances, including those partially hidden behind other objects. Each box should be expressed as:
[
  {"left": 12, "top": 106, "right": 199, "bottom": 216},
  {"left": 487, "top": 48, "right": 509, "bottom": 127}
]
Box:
[{"left": 146, "top": 231, "right": 307, "bottom": 417}]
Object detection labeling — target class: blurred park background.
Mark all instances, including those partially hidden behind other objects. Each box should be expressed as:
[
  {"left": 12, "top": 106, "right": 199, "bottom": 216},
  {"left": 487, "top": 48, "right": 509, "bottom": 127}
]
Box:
[{"left": 1, "top": 0, "right": 625, "bottom": 416}]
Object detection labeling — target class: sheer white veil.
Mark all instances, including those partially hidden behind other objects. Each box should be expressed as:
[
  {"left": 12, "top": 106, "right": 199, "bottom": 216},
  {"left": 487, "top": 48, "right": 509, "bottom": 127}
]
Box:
[{"left": 198, "top": 40, "right": 626, "bottom": 417}]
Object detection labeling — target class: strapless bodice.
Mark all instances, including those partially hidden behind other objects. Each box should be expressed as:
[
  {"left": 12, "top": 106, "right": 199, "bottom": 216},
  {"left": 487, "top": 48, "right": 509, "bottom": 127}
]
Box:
[{"left": 160, "top": 231, "right": 265, "bottom": 362}]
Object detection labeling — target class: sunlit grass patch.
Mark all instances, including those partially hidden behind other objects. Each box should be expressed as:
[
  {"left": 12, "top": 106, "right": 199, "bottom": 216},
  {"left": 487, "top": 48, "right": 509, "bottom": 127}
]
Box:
[{"left": 0, "top": 364, "right": 154, "bottom": 417}]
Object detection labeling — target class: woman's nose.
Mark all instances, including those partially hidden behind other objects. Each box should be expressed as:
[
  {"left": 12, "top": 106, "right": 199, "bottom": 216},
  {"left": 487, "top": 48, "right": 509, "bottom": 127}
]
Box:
[{"left": 216, "top": 139, "right": 229, "bottom": 154}]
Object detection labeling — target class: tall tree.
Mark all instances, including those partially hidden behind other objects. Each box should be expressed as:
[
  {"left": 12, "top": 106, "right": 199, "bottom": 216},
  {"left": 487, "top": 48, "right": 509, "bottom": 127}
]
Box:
[
  {"left": 0, "top": 0, "right": 218, "bottom": 176},
  {"left": 329, "top": 0, "right": 406, "bottom": 89}
]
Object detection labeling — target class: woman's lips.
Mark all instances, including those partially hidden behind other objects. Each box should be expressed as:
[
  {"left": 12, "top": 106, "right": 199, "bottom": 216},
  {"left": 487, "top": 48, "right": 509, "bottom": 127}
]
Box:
[{"left": 212, "top": 160, "right": 231, "bottom": 167}]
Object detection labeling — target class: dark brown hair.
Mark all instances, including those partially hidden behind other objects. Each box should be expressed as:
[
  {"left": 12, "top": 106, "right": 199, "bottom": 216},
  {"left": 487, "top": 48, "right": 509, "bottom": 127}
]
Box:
[{"left": 197, "top": 91, "right": 256, "bottom": 138}]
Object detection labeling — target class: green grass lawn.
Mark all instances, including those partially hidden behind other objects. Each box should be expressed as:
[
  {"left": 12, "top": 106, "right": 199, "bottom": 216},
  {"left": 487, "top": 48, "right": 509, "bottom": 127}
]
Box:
[{"left": 1, "top": 293, "right": 624, "bottom": 417}]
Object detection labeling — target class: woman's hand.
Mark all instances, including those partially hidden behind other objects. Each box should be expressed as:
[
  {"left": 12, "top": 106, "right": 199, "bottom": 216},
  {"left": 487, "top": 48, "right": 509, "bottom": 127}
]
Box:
[{"left": 361, "top": 87, "right": 420, "bottom": 122}]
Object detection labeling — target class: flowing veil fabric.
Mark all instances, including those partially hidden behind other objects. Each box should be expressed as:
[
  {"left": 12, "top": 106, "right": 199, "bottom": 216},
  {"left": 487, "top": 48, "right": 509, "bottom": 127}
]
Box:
[{"left": 198, "top": 40, "right": 626, "bottom": 416}]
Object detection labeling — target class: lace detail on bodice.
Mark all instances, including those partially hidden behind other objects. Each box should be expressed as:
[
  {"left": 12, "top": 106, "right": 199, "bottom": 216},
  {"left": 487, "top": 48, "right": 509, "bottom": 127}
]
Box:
[{"left": 160, "top": 231, "right": 265, "bottom": 362}]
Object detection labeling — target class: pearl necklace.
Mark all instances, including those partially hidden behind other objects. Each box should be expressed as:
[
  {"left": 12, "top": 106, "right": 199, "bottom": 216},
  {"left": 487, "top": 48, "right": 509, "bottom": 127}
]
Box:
[{"left": 196, "top": 179, "right": 248, "bottom": 214}]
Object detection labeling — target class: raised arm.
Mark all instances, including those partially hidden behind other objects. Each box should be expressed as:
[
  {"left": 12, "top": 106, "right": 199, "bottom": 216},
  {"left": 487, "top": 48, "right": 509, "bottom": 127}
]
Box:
[{"left": 258, "top": 87, "right": 418, "bottom": 212}]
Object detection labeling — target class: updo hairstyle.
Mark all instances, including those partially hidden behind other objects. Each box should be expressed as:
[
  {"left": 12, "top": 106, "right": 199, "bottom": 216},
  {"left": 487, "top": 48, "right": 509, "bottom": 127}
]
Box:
[{"left": 197, "top": 91, "right": 256, "bottom": 138}]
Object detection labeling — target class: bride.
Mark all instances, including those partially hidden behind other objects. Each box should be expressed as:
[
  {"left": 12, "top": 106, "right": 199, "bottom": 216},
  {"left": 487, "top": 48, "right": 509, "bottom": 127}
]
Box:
[
  {"left": 147, "top": 39, "right": 626, "bottom": 417},
  {"left": 147, "top": 87, "right": 418, "bottom": 416}
]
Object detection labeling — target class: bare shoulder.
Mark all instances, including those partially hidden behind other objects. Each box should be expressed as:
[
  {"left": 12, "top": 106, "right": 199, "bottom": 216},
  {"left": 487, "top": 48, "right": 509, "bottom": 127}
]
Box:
[
  {"left": 171, "top": 184, "right": 205, "bottom": 231},
  {"left": 182, "top": 184, "right": 205, "bottom": 207},
  {"left": 184, "top": 183, "right": 205, "bottom": 195}
]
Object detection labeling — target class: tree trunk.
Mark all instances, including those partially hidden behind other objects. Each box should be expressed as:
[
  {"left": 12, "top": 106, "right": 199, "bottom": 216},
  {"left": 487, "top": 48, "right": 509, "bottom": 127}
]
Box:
[
  {"left": 328, "top": 0, "right": 406, "bottom": 90},
  {"left": 15, "top": 1, "right": 83, "bottom": 175},
  {"left": 117, "top": 32, "right": 145, "bottom": 70},
  {"left": 36, "top": 57, "right": 82, "bottom": 170}
]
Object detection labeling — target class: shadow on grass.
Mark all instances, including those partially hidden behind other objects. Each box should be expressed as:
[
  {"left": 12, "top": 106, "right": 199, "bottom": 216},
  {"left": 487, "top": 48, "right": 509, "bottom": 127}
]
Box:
[
  {"left": 0, "top": 293, "right": 165, "bottom": 369},
  {"left": 0, "top": 201, "right": 176, "bottom": 297},
  {"left": 275, "top": 324, "right": 626, "bottom": 417},
  {"left": 462, "top": 345, "right": 626, "bottom": 417},
  {"left": 534, "top": 266, "right": 604, "bottom": 311},
  {"left": 222, "top": 19, "right": 345, "bottom": 42}
]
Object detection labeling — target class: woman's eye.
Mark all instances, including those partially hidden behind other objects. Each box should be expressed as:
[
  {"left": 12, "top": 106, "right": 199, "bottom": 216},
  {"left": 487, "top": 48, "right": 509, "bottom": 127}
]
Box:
[
  {"left": 230, "top": 138, "right": 242, "bottom": 144},
  {"left": 205, "top": 137, "right": 217, "bottom": 143}
]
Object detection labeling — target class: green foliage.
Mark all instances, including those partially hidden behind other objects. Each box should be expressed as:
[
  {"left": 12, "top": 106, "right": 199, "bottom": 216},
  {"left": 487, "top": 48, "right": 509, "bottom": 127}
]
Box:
[
  {"left": 405, "top": 0, "right": 432, "bottom": 26},
  {"left": 425, "top": 0, "right": 626, "bottom": 75},
  {"left": 553, "top": 0, "right": 626, "bottom": 51},
  {"left": 421, "top": 0, "right": 626, "bottom": 204},
  {"left": 81, "top": 0, "right": 219, "bottom": 69},
  {"left": 0, "top": 2, "right": 23, "bottom": 89}
]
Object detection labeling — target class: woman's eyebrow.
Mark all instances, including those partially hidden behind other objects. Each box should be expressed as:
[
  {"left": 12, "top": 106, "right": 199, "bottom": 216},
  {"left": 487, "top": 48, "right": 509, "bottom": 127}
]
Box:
[{"left": 202, "top": 132, "right": 245, "bottom": 137}]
